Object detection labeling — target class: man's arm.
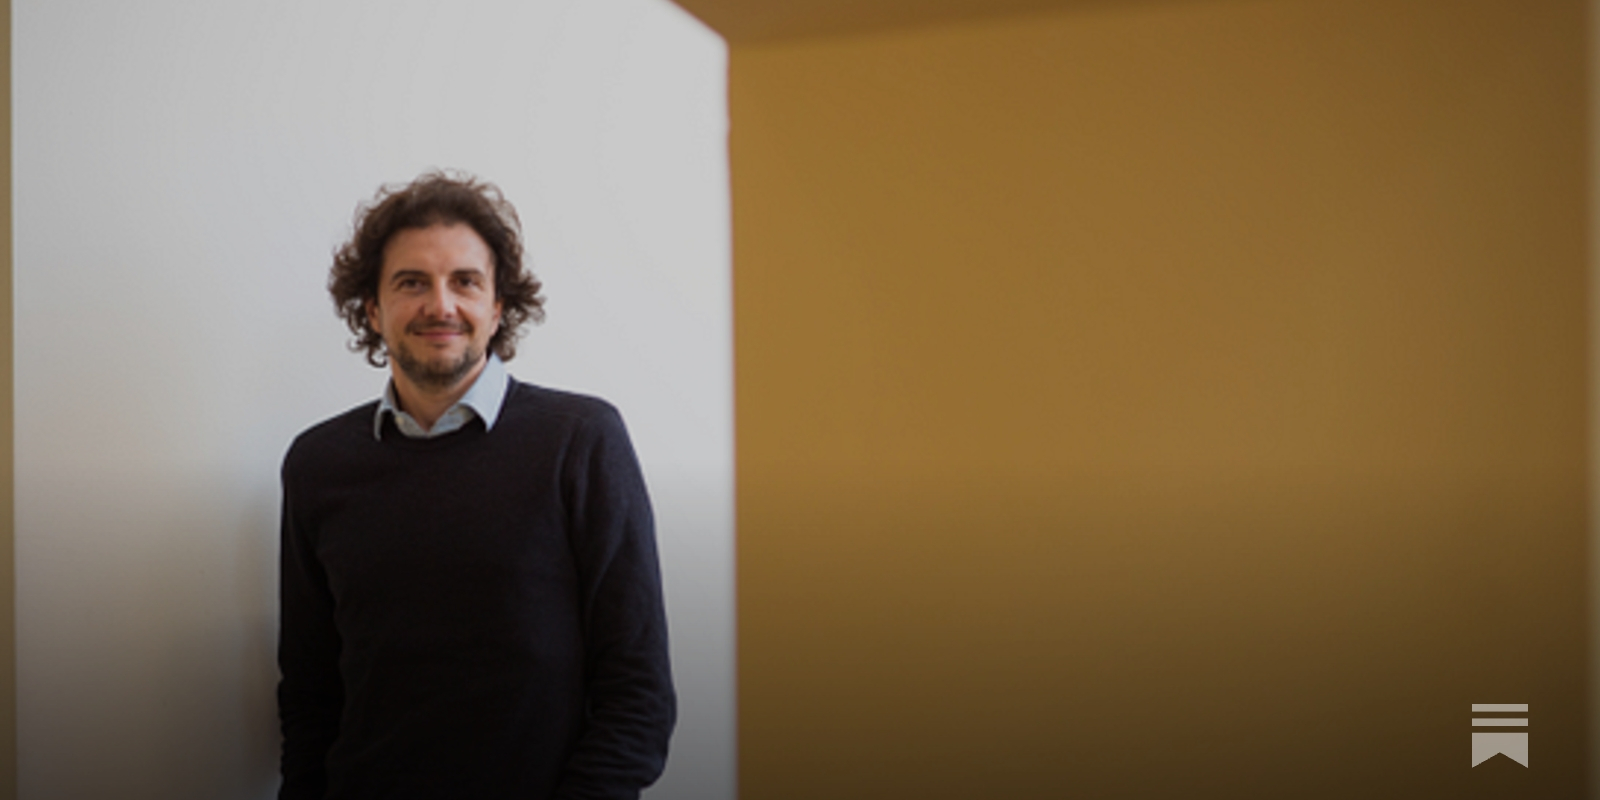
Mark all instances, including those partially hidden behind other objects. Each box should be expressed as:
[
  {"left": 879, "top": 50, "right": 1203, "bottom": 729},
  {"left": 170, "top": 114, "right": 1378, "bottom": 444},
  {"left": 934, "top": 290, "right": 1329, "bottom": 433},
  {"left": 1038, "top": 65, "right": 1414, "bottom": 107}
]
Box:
[
  {"left": 557, "top": 406, "right": 676, "bottom": 800},
  {"left": 277, "top": 466, "right": 344, "bottom": 800}
]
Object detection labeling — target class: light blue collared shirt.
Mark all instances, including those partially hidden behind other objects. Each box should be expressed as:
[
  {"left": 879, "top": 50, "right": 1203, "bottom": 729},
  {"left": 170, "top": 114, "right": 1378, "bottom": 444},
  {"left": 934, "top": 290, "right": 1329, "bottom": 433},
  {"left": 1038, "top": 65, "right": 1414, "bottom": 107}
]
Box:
[{"left": 373, "top": 354, "right": 509, "bottom": 440}]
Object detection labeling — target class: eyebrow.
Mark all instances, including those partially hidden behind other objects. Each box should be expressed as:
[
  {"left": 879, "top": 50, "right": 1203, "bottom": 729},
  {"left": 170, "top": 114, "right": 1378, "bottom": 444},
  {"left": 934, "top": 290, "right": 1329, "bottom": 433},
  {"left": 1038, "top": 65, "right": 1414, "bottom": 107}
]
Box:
[{"left": 386, "top": 267, "right": 489, "bottom": 284}]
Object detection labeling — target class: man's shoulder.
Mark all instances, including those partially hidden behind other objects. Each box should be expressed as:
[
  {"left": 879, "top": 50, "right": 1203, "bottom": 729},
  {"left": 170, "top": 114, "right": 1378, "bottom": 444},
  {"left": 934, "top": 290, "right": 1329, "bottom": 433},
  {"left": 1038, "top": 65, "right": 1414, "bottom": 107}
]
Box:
[
  {"left": 500, "top": 380, "right": 626, "bottom": 431},
  {"left": 283, "top": 400, "right": 380, "bottom": 468}
]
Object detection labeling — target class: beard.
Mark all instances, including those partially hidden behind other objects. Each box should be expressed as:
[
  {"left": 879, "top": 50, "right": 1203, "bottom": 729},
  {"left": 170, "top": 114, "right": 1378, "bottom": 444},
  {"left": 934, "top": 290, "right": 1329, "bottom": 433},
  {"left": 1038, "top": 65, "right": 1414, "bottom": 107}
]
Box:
[{"left": 390, "top": 332, "right": 485, "bottom": 391}]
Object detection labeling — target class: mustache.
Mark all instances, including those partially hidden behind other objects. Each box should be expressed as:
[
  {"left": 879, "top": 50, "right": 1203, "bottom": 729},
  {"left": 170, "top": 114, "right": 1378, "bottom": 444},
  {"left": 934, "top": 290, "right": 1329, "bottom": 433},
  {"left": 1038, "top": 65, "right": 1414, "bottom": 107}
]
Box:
[{"left": 407, "top": 322, "right": 471, "bottom": 334}]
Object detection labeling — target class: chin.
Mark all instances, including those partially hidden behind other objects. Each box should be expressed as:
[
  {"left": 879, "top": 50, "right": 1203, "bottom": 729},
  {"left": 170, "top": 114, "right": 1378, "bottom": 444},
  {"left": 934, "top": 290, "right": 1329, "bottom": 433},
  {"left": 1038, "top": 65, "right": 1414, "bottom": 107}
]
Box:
[{"left": 392, "top": 343, "right": 485, "bottom": 391}]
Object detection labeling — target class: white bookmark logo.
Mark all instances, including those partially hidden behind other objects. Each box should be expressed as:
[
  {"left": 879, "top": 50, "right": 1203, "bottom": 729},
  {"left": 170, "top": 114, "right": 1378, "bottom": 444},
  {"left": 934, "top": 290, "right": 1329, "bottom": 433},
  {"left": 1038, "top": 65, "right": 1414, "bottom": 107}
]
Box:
[{"left": 1471, "top": 703, "right": 1529, "bottom": 767}]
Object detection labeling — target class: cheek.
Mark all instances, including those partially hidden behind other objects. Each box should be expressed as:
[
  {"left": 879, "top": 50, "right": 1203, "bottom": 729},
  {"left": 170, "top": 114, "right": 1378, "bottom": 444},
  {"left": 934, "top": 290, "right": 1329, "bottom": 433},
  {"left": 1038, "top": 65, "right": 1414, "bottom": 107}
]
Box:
[{"left": 371, "top": 304, "right": 397, "bottom": 332}]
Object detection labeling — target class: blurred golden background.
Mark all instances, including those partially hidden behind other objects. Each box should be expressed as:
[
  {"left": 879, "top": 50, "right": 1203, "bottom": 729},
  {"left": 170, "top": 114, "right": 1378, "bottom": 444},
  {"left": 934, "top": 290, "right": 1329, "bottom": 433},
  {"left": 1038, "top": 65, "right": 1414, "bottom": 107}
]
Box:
[{"left": 675, "top": 0, "right": 1588, "bottom": 795}]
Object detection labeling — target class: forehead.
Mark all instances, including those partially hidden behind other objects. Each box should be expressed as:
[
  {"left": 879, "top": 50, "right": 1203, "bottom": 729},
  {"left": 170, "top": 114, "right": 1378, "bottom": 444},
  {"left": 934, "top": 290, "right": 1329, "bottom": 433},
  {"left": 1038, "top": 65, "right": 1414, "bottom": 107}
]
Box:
[{"left": 380, "top": 223, "right": 494, "bottom": 276}]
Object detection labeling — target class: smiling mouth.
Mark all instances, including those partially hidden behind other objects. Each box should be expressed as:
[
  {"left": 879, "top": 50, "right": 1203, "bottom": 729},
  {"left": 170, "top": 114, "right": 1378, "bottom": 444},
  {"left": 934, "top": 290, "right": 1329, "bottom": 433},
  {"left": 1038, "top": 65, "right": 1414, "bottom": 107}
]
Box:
[{"left": 409, "top": 325, "right": 469, "bottom": 337}]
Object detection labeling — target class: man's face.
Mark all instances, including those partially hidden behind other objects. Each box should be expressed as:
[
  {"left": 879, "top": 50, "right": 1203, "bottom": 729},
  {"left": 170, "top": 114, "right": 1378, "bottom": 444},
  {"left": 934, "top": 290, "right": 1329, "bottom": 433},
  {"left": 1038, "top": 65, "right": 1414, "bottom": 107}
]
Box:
[{"left": 367, "top": 223, "right": 503, "bottom": 393}]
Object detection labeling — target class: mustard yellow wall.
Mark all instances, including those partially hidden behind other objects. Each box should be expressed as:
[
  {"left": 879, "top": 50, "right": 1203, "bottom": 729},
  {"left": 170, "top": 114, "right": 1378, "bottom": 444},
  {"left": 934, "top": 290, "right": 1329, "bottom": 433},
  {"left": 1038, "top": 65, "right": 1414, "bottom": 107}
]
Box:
[
  {"left": 729, "top": 0, "right": 1586, "bottom": 795},
  {"left": 670, "top": 0, "right": 1104, "bottom": 42}
]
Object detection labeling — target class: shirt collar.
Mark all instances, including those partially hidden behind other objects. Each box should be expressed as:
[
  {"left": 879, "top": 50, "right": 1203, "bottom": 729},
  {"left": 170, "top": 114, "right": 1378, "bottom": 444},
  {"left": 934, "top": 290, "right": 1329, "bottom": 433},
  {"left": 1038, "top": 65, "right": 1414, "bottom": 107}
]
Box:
[{"left": 373, "top": 353, "right": 509, "bottom": 440}]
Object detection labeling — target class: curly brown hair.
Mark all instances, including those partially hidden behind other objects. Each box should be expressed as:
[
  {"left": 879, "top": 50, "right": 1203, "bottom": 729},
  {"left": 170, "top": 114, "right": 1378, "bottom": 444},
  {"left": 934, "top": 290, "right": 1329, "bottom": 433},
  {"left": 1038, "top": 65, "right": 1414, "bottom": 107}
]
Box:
[{"left": 329, "top": 171, "right": 545, "bottom": 367}]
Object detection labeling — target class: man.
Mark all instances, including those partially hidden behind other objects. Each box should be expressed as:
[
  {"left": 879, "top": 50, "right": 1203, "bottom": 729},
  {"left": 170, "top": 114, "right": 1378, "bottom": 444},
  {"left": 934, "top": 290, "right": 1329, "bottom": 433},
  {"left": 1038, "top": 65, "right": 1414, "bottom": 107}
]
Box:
[{"left": 278, "top": 172, "right": 674, "bottom": 800}]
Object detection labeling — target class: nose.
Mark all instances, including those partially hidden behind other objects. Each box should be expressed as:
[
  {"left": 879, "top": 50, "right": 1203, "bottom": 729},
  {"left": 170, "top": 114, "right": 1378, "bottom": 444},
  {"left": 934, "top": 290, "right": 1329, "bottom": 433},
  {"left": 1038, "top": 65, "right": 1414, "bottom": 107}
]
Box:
[{"left": 421, "top": 279, "right": 459, "bottom": 319}]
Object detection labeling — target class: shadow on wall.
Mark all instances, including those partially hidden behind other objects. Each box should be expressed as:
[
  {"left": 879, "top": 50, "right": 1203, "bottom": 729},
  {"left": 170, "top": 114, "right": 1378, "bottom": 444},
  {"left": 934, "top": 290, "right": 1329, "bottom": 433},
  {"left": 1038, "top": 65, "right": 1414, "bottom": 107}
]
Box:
[{"left": 20, "top": 473, "right": 279, "bottom": 797}]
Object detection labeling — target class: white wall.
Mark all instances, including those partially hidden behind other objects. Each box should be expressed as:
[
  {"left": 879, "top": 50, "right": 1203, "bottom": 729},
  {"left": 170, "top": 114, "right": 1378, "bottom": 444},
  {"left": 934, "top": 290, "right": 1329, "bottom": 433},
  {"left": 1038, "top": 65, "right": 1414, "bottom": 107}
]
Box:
[{"left": 13, "top": 1, "right": 733, "bottom": 797}]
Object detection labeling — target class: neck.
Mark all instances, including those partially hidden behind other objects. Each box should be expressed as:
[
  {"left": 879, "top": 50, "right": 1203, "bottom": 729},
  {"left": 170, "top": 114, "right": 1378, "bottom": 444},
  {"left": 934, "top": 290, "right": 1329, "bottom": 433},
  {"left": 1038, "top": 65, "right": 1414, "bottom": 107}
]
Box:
[{"left": 390, "top": 358, "right": 487, "bottom": 431}]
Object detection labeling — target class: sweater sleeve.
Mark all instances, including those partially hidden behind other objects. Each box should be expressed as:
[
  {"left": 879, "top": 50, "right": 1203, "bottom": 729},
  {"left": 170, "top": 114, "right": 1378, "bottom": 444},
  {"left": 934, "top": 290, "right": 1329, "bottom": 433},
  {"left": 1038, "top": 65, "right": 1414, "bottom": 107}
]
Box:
[
  {"left": 277, "top": 454, "right": 345, "bottom": 800},
  {"left": 555, "top": 407, "right": 677, "bottom": 800}
]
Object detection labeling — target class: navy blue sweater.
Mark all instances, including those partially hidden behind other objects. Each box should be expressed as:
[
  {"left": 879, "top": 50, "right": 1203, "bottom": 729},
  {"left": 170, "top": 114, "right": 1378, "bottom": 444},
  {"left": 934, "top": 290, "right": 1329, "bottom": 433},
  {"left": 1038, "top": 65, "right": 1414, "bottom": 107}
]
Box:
[{"left": 278, "top": 380, "right": 674, "bottom": 800}]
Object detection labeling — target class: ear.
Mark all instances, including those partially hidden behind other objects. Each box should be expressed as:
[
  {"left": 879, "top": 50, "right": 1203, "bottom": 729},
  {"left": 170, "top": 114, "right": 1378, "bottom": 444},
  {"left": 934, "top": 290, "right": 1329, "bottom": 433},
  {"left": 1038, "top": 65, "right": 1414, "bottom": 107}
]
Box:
[{"left": 365, "top": 297, "right": 382, "bottom": 335}]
